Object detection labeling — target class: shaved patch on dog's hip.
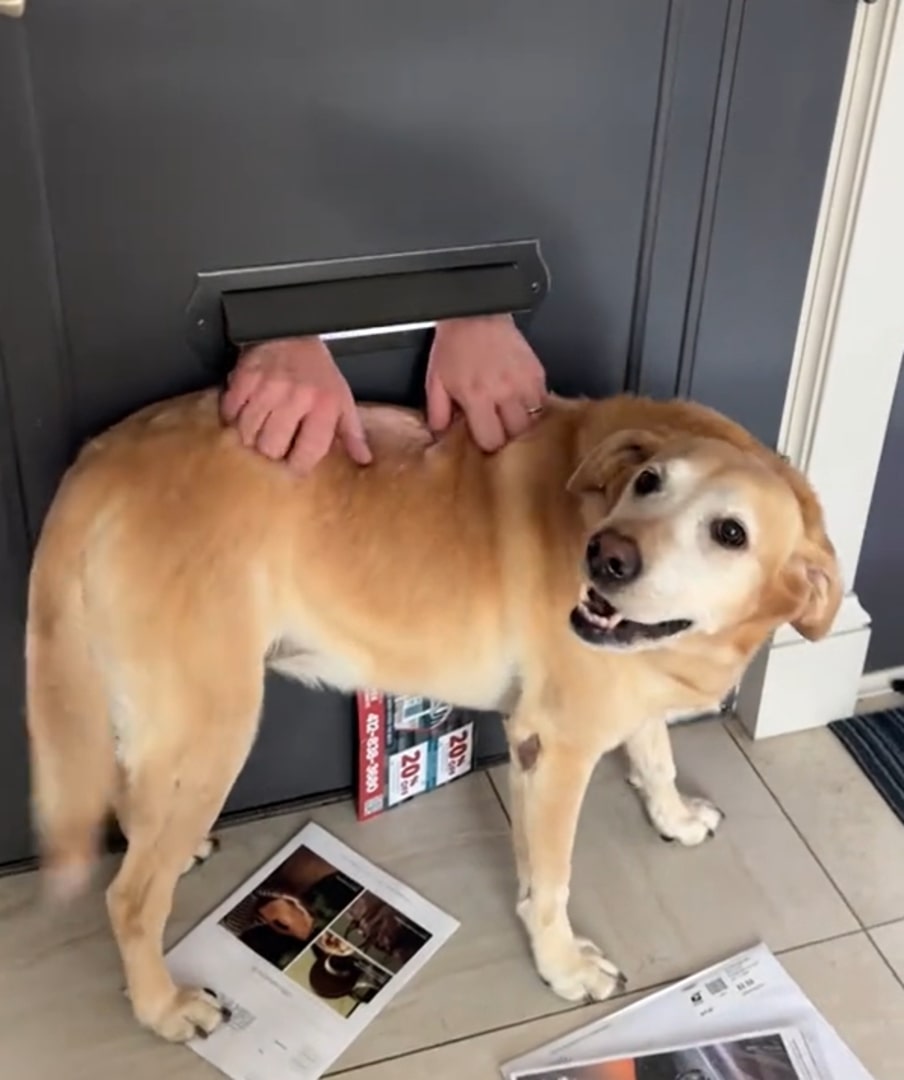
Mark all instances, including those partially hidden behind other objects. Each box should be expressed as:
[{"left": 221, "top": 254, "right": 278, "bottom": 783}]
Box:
[{"left": 516, "top": 733, "right": 541, "bottom": 772}]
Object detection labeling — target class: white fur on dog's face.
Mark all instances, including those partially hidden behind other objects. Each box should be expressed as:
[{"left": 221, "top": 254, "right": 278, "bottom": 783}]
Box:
[{"left": 575, "top": 440, "right": 807, "bottom": 649}]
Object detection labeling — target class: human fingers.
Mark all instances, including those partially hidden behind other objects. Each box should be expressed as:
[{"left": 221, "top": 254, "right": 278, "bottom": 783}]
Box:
[
  {"left": 286, "top": 401, "right": 340, "bottom": 475},
  {"left": 234, "top": 378, "right": 293, "bottom": 449},
  {"left": 497, "top": 396, "right": 532, "bottom": 441},
  {"left": 220, "top": 363, "right": 261, "bottom": 424},
  {"left": 462, "top": 396, "right": 507, "bottom": 452},
  {"left": 255, "top": 391, "right": 314, "bottom": 460},
  {"left": 426, "top": 377, "right": 454, "bottom": 433},
  {"left": 337, "top": 403, "right": 373, "bottom": 466}
]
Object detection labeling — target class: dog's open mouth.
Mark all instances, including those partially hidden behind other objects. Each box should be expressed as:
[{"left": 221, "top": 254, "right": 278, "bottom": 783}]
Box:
[{"left": 570, "top": 585, "right": 692, "bottom": 648}]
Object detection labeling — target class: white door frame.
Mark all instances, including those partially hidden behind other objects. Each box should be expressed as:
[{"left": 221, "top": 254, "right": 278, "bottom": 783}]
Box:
[{"left": 737, "top": 0, "right": 904, "bottom": 738}]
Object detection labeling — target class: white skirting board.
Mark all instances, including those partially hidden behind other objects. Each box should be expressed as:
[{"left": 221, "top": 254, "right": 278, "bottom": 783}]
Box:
[
  {"left": 858, "top": 664, "right": 904, "bottom": 707},
  {"left": 736, "top": 593, "right": 871, "bottom": 739}
]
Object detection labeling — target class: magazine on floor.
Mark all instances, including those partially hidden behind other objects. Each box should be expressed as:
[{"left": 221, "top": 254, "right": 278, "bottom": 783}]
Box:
[
  {"left": 165, "top": 822, "right": 459, "bottom": 1080},
  {"left": 503, "top": 942, "right": 875, "bottom": 1080},
  {"left": 509, "top": 1027, "right": 821, "bottom": 1080}
]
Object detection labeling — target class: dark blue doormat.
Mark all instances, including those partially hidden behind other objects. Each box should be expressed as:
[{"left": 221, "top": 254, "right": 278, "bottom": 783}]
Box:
[{"left": 829, "top": 709, "right": 904, "bottom": 828}]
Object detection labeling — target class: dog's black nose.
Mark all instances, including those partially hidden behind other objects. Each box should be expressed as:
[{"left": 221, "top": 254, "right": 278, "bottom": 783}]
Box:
[{"left": 587, "top": 528, "right": 642, "bottom": 585}]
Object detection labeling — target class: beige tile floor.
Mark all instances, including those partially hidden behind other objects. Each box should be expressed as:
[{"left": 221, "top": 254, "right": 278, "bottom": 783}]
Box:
[{"left": 1, "top": 716, "right": 903, "bottom": 1079}]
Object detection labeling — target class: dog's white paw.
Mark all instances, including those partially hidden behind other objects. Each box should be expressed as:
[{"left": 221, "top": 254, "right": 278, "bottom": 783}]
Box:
[
  {"left": 180, "top": 836, "right": 220, "bottom": 877},
  {"left": 537, "top": 936, "right": 625, "bottom": 1003},
  {"left": 141, "top": 986, "right": 231, "bottom": 1043},
  {"left": 652, "top": 794, "right": 724, "bottom": 846}
]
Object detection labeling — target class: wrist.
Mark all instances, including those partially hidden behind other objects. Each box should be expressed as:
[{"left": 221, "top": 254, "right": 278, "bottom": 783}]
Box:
[
  {"left": 269, "top": 335, "right": 320, "bottom": 349},
  {"left": 243, "top": 335, "right": 318, "bottom": 351},
  {"left": 239, "top": 335, "right": 333, "bottom": 373},
  {"left": 435, "top": 313, "right": 514, "bottom": 338}
]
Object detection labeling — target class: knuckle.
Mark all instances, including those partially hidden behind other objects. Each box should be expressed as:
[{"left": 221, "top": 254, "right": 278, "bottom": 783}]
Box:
[
  {"left": 289, "top": 382, "right": 313, "bottom": 407},
  {"left": 312, "top": 384, "right": 338, "bottom": 409},
  {"left": 274, "top": 371, "right": 299, "bottom": 392}
]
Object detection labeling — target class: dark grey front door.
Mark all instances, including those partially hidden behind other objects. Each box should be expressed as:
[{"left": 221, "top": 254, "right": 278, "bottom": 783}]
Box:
[
  {"left": 856, "top": 355, "right": 904, "bottom": 674},
  {"left": 0, "top": 1, "right": 856, "bottom": 866},
  {"left": 0, "top": 355, "right": 31, "bottom": 868}
]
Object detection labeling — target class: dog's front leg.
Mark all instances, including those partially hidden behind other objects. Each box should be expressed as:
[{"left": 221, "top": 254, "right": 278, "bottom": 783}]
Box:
[
  {"left": 625, "top": 716, "right": 723, "bottom": 845},
  {"left": 508, "top": 721, "right": 623, "bottom": 1003}
]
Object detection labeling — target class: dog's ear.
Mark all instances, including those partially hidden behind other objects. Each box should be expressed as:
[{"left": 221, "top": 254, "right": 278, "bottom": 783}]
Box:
[
  {"left": 782, "top": 535, "right": 843, "bottom": 641},
  {"left": 766, "top": 458, "right": 844, "bottom": 641},
  {"left": 567, "top": 428, "right": 665, "bottom": 509}
]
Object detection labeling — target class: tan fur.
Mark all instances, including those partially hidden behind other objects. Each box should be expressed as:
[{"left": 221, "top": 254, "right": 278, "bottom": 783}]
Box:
[{"left": 25, "top": 388, "right": 841, "bottom": 1040}]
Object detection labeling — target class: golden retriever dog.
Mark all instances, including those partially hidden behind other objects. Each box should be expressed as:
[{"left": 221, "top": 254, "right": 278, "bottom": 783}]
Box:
[{"left": 25, "top": 388, "right": 841, "bottom": 1042}]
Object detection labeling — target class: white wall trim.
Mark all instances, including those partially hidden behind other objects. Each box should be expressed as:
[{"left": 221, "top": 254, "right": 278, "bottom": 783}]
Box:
[
  {"left": 859, "top": 664, "right": 904, "bottom": 704},
  {"left": 737, "top": 595, "right": 871, "bottom": 739},
  {"left": 737, "top": 0, "right": 904, "bottom": 739}
]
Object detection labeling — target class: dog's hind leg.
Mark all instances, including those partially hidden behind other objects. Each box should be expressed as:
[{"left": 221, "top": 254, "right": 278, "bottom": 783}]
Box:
[
  {"left": 106, "top": 664, "right": 263, "bottom": 1043},
  {"left": 26, "top": 578, "right": 117, "bottom": 899},
  {"left": 112, "top": 767, "right": 220, "bottom": 876},
  {"left": 624, "top": 716, "right": 724, "bottom": 845}
]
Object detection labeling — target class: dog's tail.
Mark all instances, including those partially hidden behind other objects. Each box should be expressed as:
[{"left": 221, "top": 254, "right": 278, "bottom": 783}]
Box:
[{"left": 25, "top": 507, "right": 116, "bottom": 901}]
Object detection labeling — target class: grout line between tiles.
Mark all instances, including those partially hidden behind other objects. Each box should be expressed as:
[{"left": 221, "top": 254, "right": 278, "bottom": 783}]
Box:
[
  {"left": 862, "top": 914, "right": 904, "bottom": 992},
  {"left": 775, "top": 925, "right": 865, "bottom": 957},
  {"left": 865, "top": 930, "right": 904, "bottom": 994},
  {"left": 721, "top": 719, "right": 868, "bottom": 932},
  {"left": 865, "top": 913, "right": 904, "bottom": 933}
]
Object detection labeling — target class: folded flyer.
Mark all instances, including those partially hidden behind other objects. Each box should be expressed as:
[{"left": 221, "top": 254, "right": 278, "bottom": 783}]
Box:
[
  {"left": 511, "top": 1027, "right": 821, "bottom": 1079},
  {"left": 165, "top": 822, "right": 459, "bottom": 1080},
  {"left": 503, "top": 942, "right": 875, "bottom": 1080}
]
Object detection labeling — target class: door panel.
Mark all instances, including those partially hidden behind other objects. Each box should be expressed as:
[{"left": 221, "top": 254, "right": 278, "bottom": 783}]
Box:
[
  {"left": 0, "top": 24, "right": 72, "bottom": 544},
  {"left": 678, "top": 0, "right": 857, "bottom": 444},
  {"left": 0, "top": 24, "right": 71, "bottom": 867},
  {"left": 0, "top": 346, "right": 32, "bottom": 865},
  {"left": 25, "top": 0, "right": 672, "bottom": 443}
]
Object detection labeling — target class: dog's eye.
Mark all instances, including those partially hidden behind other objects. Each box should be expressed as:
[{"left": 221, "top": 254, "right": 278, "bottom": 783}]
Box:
[
  {"left": 633, "top": 468, "right": 661, "bottom": 497},
  {"left": 711, "top": 518, "right": 747, "bottom": 549}
]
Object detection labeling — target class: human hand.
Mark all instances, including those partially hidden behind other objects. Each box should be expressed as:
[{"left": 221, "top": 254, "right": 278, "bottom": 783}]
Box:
[
  {"left": 220, "top": 337, "right": 372, "bottom": 474},
  {"left": 425, "top": 315, "right": 548, "bottom": 452}
]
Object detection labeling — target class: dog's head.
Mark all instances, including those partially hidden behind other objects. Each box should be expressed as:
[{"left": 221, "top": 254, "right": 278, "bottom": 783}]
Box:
[{"left": 566, "top": 427, "right": 842, "bottom": 653}]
